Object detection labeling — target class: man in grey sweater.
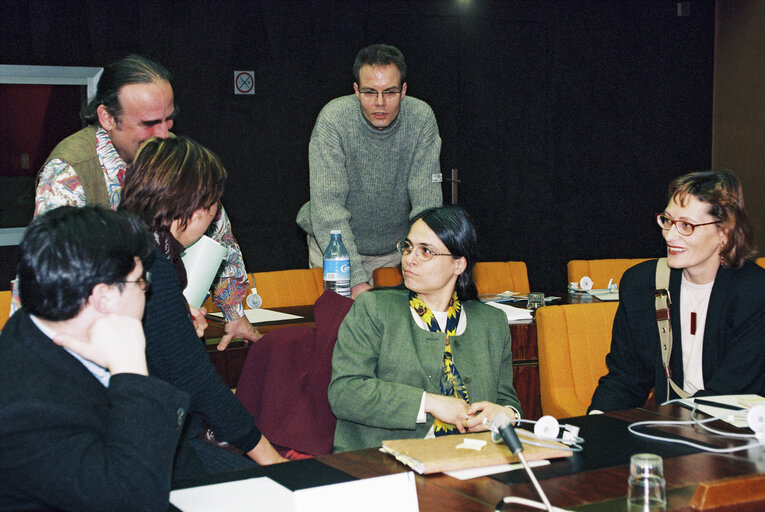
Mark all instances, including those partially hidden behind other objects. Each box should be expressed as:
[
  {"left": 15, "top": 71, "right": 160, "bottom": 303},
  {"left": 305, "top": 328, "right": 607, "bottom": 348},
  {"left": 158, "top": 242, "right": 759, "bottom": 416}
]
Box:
[{"left": 296, "top": 44, "right": 443, "bottom": 298}]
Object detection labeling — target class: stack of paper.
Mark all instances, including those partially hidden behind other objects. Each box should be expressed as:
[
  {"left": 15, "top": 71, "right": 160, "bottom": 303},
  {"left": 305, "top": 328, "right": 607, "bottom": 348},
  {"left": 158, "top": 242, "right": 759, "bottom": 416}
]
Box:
[
  {"left": 381, "top": 431, "right": 571, "bottom": 474},
  {"left": 486, "top": 301, "right": 533, "bottom": 321}
]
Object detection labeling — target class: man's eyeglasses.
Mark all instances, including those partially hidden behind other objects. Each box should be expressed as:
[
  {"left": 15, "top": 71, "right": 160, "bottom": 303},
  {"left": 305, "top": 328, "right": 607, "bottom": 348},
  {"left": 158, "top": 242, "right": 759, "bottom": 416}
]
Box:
[
  {"left": 396, "top": 240, "right": 454, "bottom": 262},
  {"left": 117, "top": 272, "right": 151, "bottom": 294},
  {"left": 655, "top": 213, "right": 719, "bottom": 236},
  {"left": 358, "top": 89, "right": 402, "bottom": 101}
]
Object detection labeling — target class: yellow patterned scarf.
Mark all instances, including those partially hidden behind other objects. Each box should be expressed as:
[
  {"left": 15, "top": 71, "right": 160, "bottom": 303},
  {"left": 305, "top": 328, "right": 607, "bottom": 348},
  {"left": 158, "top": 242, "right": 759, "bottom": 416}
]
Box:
[{"left": 409, "top": 290, "right": 469, "bottom": 436}]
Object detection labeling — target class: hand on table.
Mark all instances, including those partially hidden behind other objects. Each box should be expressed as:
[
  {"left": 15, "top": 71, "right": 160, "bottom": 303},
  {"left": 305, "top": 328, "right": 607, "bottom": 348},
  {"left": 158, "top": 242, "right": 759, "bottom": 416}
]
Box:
[
  {"left": 217, "top": 315, "right": 262, "bottom": 351},
  {"left": 425, "top": 393, "right": 470, "bottom": 433},
  {"left": 247, "top": 436, "right": 289, "bottom": 465},
  {"left": 464, "top": 401, "right": 516, "bottom": 432}
]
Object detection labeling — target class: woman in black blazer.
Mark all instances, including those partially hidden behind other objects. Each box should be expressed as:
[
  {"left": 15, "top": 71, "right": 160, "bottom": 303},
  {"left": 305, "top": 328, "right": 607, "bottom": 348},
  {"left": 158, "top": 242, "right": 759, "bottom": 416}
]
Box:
[{"left": 590, "top": 170, "right": 765, "bottom": 412}]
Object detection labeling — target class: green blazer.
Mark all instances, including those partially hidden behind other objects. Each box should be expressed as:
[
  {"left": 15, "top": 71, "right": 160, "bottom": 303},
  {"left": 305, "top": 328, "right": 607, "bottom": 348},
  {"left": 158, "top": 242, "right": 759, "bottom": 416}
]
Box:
[{"left": 328, "top": 289, "right": 521, "bottom": 452}]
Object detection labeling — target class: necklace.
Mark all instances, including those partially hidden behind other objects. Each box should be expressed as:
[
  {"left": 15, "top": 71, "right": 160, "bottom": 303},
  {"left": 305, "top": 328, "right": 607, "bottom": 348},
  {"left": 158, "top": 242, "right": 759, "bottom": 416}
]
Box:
[{"left": 681, "top": 277, "right": 713, "bottom": 336}]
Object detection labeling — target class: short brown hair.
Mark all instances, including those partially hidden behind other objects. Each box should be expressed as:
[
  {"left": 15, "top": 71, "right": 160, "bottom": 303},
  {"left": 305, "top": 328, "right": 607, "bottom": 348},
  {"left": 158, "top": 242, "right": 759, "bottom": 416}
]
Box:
[
  {"left": 668, "top": 170, "right": 755, "bottom": 268},
  {"left": 121, "top": 136, "right": 226, "bottom": 233}
]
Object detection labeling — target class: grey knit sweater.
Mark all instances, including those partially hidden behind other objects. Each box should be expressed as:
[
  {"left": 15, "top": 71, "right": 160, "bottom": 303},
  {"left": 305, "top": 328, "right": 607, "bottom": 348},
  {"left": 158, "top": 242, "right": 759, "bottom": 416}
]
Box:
[{"left": 297, "top": 94, "right": 442, "bottom": 286}]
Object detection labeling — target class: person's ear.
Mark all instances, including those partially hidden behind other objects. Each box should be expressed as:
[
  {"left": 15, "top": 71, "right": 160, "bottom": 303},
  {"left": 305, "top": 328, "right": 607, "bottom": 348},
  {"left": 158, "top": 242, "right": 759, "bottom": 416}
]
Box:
[
  {"left": 353, "top": 82, "right": 361, "bottom": 98},
  {"left": 400, "top": 81, "right": 407, "bottom": 98},
  {"left": 97, "top": 105, "right": 117, "bottom": 131},
  {"left": 89, "top": 283, "right": 117, "bottom": 314},
  {"left": 454, "top": 257, "right": 467, "bottom": 276}
]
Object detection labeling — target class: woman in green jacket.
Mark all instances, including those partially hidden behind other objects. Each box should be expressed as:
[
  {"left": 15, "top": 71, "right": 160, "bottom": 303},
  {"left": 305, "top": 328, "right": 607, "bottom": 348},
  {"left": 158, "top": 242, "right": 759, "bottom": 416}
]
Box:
[{"left": 328, "top": 205, "right": 522, "bottom": 452}]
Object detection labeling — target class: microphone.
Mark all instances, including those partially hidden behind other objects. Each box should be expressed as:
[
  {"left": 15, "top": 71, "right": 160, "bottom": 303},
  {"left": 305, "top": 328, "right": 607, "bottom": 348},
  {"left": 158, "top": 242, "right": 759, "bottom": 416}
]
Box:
[{"left": 491, "top": 412, "right": 555, "bottom": 512}]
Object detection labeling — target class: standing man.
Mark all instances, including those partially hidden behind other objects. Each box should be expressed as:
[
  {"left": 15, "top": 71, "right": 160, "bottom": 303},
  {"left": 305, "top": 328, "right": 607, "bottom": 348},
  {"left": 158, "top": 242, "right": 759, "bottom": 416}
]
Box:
[
  {"left": 296, "top": 44, "right": 443, "bottom": 298},
  {"left": 0, "top": 206, "right": 187, "bottom": 511},
  {"left": 33, "top": 54, "right": 258, "bottom": 348}
]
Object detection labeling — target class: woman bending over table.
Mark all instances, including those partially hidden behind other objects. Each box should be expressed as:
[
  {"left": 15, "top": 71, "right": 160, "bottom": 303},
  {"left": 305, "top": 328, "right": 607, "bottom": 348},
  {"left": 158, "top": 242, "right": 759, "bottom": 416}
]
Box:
[
  {"left": 328, "top": 205, "right": 522, "bottom": 452},
  {"left": 590, "top": 170, "right": 765, "bottom": 412}
]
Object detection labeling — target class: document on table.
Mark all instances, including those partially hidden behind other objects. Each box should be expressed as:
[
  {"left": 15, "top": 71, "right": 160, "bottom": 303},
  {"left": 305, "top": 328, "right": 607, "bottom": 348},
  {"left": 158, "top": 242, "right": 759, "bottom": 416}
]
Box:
[
  {"left": 486, "top": 301, "right": 533, "bottom": 321},
  {"left": 587, "top": 289, "right": 619, "bottom": 301},
  {"left": 679, "top": 394, "right": 765, "bottom": 428},
  {"left": 170, "top": 473, "right": 419, "bottom": 512},
  {"left": 209, "top": 308, "right": 303, "bottom": 324}
]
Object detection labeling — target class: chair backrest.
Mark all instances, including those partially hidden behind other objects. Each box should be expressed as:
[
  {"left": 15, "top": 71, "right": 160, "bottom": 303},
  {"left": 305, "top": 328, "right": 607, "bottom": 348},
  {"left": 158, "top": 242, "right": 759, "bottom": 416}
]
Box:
[
  {"left": 235, "top": 290, "right": 354, "bottom": 456},
  {"left": 536, "top": 302, "right": 619, "bottom": 418},
  {"left": 252, "top": 268, "right": 325, "bottom": 308},
  {"left": 757, "top": 257, "right": 765, "bottom": 269},
  {"left": 372, "top": 261, "right": 530, "bottom": 295},
  {"left": 567, "top": 258, "right": 653, "bottom": 289},
  {"left": 372, "top": 266, "right": 403, "bottom": 288},
  {"left": 0, "top": 290, "right": 12, "bottom": 331},
  {"left": 473, "top": 261, "right": 530, "bottom": 295}
]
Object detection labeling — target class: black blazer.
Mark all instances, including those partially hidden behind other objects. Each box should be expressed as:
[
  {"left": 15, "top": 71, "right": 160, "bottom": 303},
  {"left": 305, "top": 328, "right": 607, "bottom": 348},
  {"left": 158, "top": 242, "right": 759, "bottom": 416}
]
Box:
[
  {"left": 0, "top": 310, "right": 189, "bottom": 512},
  {"left": 590, "top": 259, "right": 765, "bottom": 412}
]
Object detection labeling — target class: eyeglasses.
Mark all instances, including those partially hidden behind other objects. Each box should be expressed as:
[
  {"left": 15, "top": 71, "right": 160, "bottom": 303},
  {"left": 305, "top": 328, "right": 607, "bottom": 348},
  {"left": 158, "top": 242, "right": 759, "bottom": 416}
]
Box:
[
  {"left": 655, "top": 213, "right": 719, "bottom": 236},
  {"left": 117, "top": 272, "right": 151, "bottom": 294},
  {"left": 358, "top": 89, "right": 402, "bottom": 101},
  {"left": 396, "top": 240, "right": 454, "bottom": 262}
]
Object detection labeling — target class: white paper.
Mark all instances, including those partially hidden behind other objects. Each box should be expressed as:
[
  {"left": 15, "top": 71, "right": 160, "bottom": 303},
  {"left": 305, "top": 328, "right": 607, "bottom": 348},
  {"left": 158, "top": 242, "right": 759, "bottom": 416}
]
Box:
[
  {"left": 170, "top": 477, "right": 294, "bottom": 512},
  {"left": 180, "top": 235, "right": 228, "bottom": 308},
  {"left": 170, "top": 472, "right": 419, "bottom": 512},
  {"left": 209, "top": 308, "right": 303, "bottom": 324},
  {"left": 587, "top": 289, "right": 619, "bottom": 301},
  {"left": 293, "top": 472, "right": 418, "bottom": 512},
  {"left": 680, "top": 394, "right": 765, "bottom": 428},
  {"left": 486, "top": 301, "right": 534, "bottom": 321},
  {"left": 445, "top": 459, "right": 550, "bottom": 480}
]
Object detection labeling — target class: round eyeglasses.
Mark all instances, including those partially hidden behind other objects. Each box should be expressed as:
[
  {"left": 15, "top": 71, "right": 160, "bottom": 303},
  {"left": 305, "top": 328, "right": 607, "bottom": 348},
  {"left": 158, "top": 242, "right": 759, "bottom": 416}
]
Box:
[
  {"left": 655, "top": 213, "right": 719, "bottom": 236},
  {"left": 117, "top": 271, "right": 151, "bottom": 294},
  {"left": 396, "top": 240, "right": 454, "bottom": 262}
]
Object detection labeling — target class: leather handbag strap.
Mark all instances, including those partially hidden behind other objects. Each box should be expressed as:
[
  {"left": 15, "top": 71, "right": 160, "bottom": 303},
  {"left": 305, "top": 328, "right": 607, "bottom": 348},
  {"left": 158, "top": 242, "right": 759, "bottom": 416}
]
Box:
[{"left": 655, "top": 258, "right": 690, "bottom": 401}]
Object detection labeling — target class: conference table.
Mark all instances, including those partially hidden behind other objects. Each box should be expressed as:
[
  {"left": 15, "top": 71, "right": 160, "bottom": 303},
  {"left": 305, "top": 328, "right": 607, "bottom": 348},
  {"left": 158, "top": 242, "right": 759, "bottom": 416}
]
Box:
[
  {"left": 205, "top": 292, "right": 602, "bottom": 420},
  {"left": 172, "top": 403, "right": 765, "bottom": 511}
]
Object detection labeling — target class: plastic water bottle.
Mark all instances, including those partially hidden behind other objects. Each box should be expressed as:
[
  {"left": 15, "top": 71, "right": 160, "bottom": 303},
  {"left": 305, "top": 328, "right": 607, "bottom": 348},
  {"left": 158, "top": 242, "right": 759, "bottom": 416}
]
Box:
[{"left": 323, "top": 230, "right": 351, "bottom": 297}]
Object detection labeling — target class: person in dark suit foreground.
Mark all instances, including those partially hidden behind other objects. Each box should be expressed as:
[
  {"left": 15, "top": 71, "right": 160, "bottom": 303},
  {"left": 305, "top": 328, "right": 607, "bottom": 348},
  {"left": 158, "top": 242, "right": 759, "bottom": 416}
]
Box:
[
  {"left": 590, "top": 170, "right": 765, "bottom": 412},
  {"left": 0, "top": 206, "right": 187, "bottom": 512}
]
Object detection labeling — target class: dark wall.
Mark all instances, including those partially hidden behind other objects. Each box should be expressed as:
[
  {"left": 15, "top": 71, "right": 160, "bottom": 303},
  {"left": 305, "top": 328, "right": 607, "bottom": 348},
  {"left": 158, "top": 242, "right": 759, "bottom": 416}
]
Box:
[{"left": 0, "top": 0, "right": 715, "bottom": 293}]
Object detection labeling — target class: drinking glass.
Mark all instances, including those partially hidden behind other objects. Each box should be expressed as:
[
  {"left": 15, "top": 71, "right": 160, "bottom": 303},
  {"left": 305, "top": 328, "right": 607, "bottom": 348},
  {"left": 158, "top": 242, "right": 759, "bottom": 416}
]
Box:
[
  {"left": 628, "top": 453, "right": 666, "bottom": 511},
  {"left": 526, "top": 292, "right": 545, "bottom": 310}
]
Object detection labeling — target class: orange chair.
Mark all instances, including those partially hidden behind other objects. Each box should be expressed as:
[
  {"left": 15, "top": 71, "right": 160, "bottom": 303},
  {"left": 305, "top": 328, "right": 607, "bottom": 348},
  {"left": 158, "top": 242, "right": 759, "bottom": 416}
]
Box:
[
  {"left": 0, "top": 290, "right": 12, "bottom": 331},
  {"left": 473, "top": 261, "right": 530, "bottom": 295},
  {"left": 203, "top": 268, "right": 325, "bottom": 313},
  {"left": 251, "top": 268, "right": 324, "bottom": 308},
  {"left": 567, "top": 258, "right": 653, "bottom": 289},
  {"left": 536, "top": 302, "right": 619, "bottom": 418},
  {"left": 372, "top": 266, "right": 404, "bottom": 288},
  {"left": 373, "top": 261, "right": 530, "bottom": 295},
  {"left": 757, "top": 257, "right": 765, "bottom": 269}
]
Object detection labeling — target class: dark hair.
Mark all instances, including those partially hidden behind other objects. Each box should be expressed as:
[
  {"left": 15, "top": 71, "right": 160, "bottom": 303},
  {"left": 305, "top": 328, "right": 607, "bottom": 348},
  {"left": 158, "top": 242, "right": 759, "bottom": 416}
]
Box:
[
  {"left": 81, "top": 54, "right": 173, "bottom": 125},
  {"left": 353, "top": 44, "right": 407, "bottom": 85},
  {"left": 120, "top": 136, "right": 227, "bottom": 233},
  {"left": 18, "top": 206, "right": 153, "bottom": 321},
  {"left": 411, "top": 206, "right": 479, "bottom": 301},
  {"left": 667, "top": 169, "right": 755, "bottom": 268}
]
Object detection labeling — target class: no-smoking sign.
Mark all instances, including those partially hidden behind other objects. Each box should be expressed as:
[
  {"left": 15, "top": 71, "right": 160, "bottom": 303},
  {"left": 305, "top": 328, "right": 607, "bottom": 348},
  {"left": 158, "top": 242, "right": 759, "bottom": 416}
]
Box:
[{"left": 234, "top": 71, "right": 255, "bottom": 95}]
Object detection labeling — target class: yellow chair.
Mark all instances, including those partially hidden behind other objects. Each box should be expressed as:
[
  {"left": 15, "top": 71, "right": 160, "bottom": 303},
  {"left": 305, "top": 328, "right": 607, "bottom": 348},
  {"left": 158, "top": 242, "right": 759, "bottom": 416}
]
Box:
[
  {"left": 373, "top": 261, "right": 530, "bottom": 295},
  {"left": 473, "top": 261, "right": 530, "bottom": 295},
  {"left": 757, "top": 257, "right": 765, "bottom": 269},
  {"left": 372, "top": 266, "right": 404, "bottom": 288},
  {"left": 567, "top": 258, "right": 653, "bottom": 289},
  {"left": 536, "top": 302, "right": 619, "bottom": 418},
  {"left": 203, "top": 268, "right": 325, "bottom": 313},
  {"left": 250, "top": 268, "right": 324, "bottom": 308},
  {"left": 0, "top": 290, "right": 12, "bottom": 331}
]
